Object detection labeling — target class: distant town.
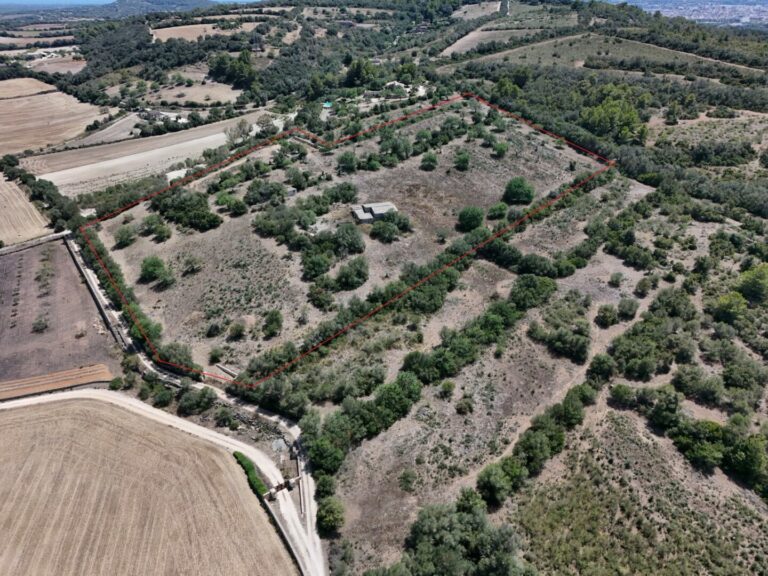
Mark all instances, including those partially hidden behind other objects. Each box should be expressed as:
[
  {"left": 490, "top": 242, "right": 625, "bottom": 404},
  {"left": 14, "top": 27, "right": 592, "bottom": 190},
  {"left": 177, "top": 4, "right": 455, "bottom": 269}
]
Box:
[{"left": 614, "top": 0, "right": 768, "bottom": 27}]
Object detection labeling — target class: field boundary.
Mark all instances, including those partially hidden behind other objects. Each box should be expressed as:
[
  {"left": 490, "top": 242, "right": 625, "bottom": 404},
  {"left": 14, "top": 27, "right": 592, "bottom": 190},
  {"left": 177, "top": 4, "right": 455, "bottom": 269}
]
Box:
[{"left": 79, "top": 92, "right": 614, "bottom": 389}]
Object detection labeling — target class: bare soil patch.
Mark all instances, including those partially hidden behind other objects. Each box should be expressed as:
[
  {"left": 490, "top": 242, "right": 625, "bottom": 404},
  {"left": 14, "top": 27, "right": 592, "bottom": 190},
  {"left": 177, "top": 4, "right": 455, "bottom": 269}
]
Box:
[
  {"left": 0, "top": 399, "right": 298, "bottom": 576},
  {"left": 0, "top": 240, "right": 119, "bottom": 381},
  {"left": 0, "top": 176, "right": 48, "bottom": 246}
]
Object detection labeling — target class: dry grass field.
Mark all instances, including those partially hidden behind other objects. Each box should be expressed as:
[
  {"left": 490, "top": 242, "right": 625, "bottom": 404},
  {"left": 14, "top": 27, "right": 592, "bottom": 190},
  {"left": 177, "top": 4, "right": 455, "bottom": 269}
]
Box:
[
  {"left": 441, "top": 28, "right": 538, "bottom": 56},
  {"left": 152, "top": 21, "right": 259, "bottom": 42},
  {"left": 504, "top": 410, "right": 768, "bottom": 575},
  {"left": 21, "top": 109, "right": 267, "bottom": 196},
  {"left": 0, "top": 364, "right": 113, "bottom": 400},
  {"left": 0, "top": 87, "right": 108, "bottom": 155},
  {"left": 0, "top": 399, "right": 298, "bottom": 576},
  {"left": 451, "top": 1, "right": 500, "bottom": 20},
  {"left": 440, "top": 33, "right": 762, "bottom": 73},
  {"left": 0, "top": 241, "right": 119, "bottom": 381},
  {"left": 0, "top": 176, "right": 48, "bottom": 245},
  {"left": 0, "top": 77, "right": 55, "bottom": 98},
  {"left": 27, "top": 55, "right": 86, "bottom": 74},
  {"left": 19, "top": 23, "right": 70, "bottom": 30},
  {"left": 95, "top": 105, "right": 599, "bottom": 376},
  {"left": 147, "top": 80, "right": 243, "bottom": 104}
]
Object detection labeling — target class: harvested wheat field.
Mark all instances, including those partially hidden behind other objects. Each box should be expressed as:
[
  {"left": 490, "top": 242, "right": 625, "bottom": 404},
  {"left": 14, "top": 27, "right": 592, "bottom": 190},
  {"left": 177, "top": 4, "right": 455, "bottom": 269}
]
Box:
[
  {"left": 0, "top": 364, "right": 112, "bottom": 400},
  {"left": 0, "top": 77, "right": 55, "bottom": 98},
  {"left": 152, "top": 21, "right": 259, "bottom": 41},
  {"left": 0, "top": 177, "right": 48, "bottom": 245},
  {"left": 0, "top": 35, "right": 73, "bottom": 46},
  {"left": 0, "top": 399, "right": 298, "bottom": 576},
  {"left": 0, "top": 89, "right": 108, "bottom": 155},
  {"left": 22, "top": 109, "right": 266, "bottom": 196}
]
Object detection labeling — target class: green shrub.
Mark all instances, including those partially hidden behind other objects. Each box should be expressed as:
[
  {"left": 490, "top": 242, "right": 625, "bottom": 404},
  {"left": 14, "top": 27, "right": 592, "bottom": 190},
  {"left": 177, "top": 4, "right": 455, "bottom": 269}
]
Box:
[
  {"left": 595, "top": 304, "right": 619, "bottom": 328},
  {"left": 262, "top": 309, "right": 283, "bottom": 339},
  {"left": 139, "top": 256, "right": 166, "bottom": 283},
  {"left": 457, "top": 206, "right": 484, "bottom": 231},
  {"left": 454, "top": 149, "right": 470, "bottom": 171},
  {"left": 503, "top": 176, "right": 534, "bottom": 205},
  {"left": 370, "top": 220, "right": 400, "bottom": 243},
  {"left": 234, "top": 451, "right": 269, "bottom": 497},
  {"left": 618, "top": 297, "right": 639, "bottom": 320},
  {"left": 420, "top": 151, "right": 437, "bottom": 171},
  {"left": 487, "top": 202, "right": 508, "bottom": 220},
  {"left": 317, "top": 497, "right": 345, "bottom": 535}
]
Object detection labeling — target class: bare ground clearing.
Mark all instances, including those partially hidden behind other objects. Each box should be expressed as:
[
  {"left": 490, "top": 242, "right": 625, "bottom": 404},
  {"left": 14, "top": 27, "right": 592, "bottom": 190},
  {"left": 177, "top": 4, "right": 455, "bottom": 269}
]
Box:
[
  {"left": 440, "top": 33, "right": 762, "bottom": 73},
  {"left": 65, "top": 112, "right": 140, "bottom": 148},
  {"left": 0, "top": 176, "right": 49, "bottom": 246},
  {"left": 0, "top": 91, "right": 108, "bottom": 155},
  {"left": 0, "top": 241, "right": 119, "bottom": 381},
  {"left": 0, "top": 399, "right": 298, "bottom": 576}
]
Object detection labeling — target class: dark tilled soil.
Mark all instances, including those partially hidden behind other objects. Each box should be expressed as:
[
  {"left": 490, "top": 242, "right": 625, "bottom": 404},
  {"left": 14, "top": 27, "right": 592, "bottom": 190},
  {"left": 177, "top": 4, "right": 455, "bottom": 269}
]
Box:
[{"left": 0, "top": 241, "right": 120, "bottom": 380}]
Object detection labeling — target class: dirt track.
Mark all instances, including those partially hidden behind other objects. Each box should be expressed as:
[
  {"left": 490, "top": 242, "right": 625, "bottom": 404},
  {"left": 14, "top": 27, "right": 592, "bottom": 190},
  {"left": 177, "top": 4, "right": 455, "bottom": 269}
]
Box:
[
  {"left": 0, "top": 394, "right": 299, "bottom": 576},
  {"left": 0, "top": 364, "right": 112, "bottom": 400}
]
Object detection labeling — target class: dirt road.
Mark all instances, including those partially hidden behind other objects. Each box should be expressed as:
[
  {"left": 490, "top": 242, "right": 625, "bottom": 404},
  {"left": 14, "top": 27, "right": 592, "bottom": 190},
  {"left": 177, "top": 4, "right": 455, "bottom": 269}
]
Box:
[{"left": 0, "top": 389, "right": 326, "bottom": 576}]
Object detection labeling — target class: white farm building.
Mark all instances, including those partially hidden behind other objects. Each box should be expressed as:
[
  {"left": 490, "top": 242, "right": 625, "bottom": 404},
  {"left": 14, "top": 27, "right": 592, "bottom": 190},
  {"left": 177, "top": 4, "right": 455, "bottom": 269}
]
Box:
[{"left": 351, "top": 202, "right": 398, "bottom": 223}]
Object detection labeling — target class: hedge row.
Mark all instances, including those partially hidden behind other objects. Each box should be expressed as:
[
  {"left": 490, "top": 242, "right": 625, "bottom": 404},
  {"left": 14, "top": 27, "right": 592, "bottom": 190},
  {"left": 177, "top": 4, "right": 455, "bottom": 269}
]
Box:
[{"left": 233, "top": 451, "right": 270, "bottom": 498}]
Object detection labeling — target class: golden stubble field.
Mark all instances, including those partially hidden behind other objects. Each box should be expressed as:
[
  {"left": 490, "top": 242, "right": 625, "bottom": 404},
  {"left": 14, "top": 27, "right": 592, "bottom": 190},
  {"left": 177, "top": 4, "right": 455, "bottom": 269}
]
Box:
[
  {"left": 0, "top": 79, "right": 109, "bottom": 155},
  {"left": 0, "top": 176, "right": 48, "bottom": 245},
  {"left": 0, "top": 399, "right": 298, "bottom": 576},
  {"left": 152, "top": 21, "right": 259, "bottom": 41}
]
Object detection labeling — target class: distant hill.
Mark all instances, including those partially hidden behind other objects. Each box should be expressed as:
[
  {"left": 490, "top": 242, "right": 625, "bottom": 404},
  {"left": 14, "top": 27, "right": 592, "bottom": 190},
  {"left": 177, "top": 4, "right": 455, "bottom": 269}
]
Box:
[{"left": 0, "top": 0, "right": 217, "bottom": 17}]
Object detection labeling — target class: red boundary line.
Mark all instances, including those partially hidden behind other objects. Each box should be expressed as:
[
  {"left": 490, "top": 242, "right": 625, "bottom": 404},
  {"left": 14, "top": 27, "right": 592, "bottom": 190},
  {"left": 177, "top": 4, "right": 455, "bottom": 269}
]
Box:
[{"left": 79, "top": 92, "right": 614, "bottom": 388}]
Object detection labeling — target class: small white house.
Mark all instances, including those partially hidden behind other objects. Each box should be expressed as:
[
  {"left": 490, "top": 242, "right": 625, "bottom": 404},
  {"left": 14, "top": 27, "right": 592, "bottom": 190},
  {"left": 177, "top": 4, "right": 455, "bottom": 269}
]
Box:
[{"left": 351, "top": 202, "right": 397, "bottom": 223}]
